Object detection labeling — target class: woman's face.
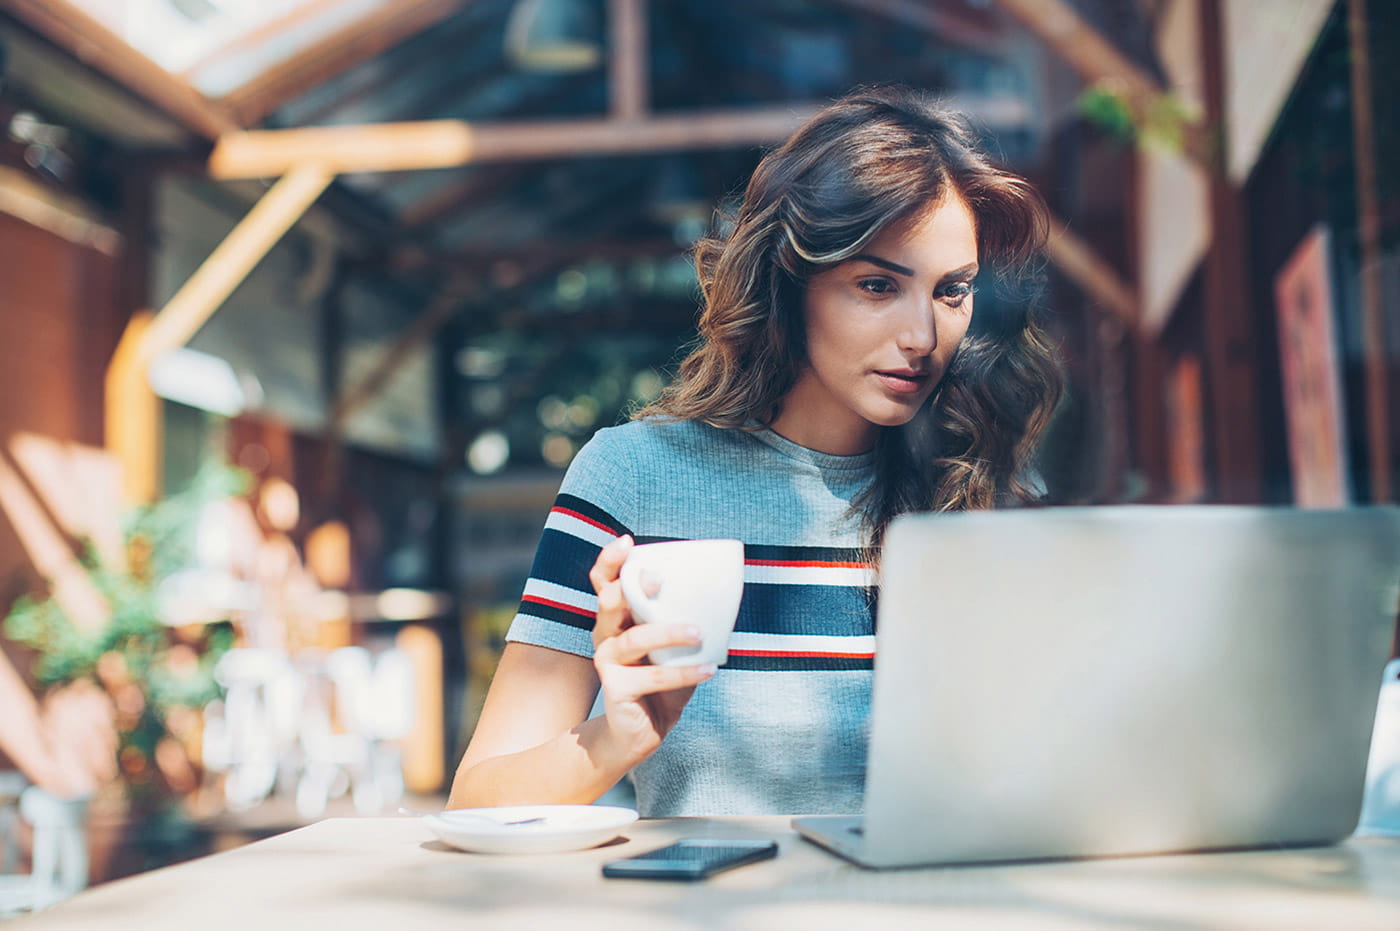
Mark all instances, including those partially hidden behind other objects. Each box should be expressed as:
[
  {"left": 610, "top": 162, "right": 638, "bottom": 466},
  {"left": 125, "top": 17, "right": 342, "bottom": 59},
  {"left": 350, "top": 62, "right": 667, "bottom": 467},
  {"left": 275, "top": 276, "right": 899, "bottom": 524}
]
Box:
[{"left": 771, "top": 191, "right": 980, "bottom": 456}]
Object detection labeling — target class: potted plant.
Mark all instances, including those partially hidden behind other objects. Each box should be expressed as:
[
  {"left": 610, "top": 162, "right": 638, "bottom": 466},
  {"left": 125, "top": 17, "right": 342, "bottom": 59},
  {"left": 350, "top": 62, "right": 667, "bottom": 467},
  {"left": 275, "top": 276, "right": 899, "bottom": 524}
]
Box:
[{"left": 2, "top": 464, "right": 246, "bottom": 879}]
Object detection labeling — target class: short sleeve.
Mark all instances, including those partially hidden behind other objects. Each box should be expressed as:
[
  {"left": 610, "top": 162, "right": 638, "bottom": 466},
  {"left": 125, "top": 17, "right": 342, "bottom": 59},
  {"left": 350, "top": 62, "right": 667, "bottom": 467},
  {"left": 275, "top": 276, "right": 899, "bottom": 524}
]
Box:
[{"left": 504, "top": 426, "right": 639, "bottom": 658}]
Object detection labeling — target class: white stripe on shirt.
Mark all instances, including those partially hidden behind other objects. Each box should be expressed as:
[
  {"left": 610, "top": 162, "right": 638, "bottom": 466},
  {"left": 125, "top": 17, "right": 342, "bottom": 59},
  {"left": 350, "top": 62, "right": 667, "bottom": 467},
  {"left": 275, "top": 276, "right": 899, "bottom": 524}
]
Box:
[{"left": 544, "top": 508, "right": 620, "bottom": 549}]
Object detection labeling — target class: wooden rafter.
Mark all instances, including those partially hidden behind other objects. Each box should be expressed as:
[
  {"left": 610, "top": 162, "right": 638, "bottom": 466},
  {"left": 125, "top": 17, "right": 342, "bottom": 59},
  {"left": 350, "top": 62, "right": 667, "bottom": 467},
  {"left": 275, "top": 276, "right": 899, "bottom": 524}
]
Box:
[
  {"left": 990, "top": 0, "right": 1165, "bottom": 106},
  {"left": 1044, "top": 216, "right": 1138, "bottom": 327},
  {"left": 138, "top": 164, "right": 334, "bottom": 362},
  {"left": 177, "top": 0, "right": 344, "bottom": 83},
  {"left": 1197, "top": 0, "right": 1260, "bottom": 502},
  {"left": 207, "top": 107, "right": 819, "bottom": 179},
  {"left": 291, "top": 13, "right": 491, "bottom": 126},
  {"left": 1348, "top": 0, "right": 1392, "bottom": 502},
  {"left": 217, "top": 0, "right": 466, "bottom": 128},
  {"left": 395, "top": 67, "right": 626, "bottom": 229},
  {"left": 2, "top": 0, "right": 239, "bottom": 139}
]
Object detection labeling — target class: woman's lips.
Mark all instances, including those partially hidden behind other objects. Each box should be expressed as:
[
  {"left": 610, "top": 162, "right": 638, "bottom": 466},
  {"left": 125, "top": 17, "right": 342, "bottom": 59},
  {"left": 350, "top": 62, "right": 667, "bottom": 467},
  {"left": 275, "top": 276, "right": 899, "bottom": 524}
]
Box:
[{"left": 875, "top": 370, "right": 930, "bottom": 395}]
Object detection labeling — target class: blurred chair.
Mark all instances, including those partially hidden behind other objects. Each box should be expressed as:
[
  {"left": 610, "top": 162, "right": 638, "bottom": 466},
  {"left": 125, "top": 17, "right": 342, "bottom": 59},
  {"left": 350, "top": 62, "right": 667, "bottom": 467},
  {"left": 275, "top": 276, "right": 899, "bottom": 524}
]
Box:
[
  {"left": 0, "top": 786, "right": 89, "bottom": 916},
  {"left": 297, "top": 646, "right": 413, "bottom": 818},
  {"left": 0, "top": 771, "right": 25, "bottom": 878},
  {"left": 204, "top": 648, "right": 302, "bottom": 810}
]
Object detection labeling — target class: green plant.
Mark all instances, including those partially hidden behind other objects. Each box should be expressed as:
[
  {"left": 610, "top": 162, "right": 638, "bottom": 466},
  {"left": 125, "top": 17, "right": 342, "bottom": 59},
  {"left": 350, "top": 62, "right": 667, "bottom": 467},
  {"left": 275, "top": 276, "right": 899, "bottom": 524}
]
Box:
[
  {"left": 3, "top": 463, "right": 249, "bottom": 808},
  {"left": 1077, "top": 81, "right": 1202, "bottom": 156}
]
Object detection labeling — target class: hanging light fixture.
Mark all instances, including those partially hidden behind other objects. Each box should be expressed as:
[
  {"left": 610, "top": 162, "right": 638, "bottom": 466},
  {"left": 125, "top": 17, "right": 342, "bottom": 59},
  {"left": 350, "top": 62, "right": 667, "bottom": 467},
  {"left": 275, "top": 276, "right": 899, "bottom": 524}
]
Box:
[{"left": 504, "top": 0, "right": 602, "bottom": 72}]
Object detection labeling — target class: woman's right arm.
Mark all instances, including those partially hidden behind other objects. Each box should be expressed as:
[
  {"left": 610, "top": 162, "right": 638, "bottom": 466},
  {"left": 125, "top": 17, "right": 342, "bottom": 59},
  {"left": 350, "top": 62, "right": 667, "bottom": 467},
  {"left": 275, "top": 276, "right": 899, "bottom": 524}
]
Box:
[{"left": 447, "top": 535, "right": 715, "bottom": 809}]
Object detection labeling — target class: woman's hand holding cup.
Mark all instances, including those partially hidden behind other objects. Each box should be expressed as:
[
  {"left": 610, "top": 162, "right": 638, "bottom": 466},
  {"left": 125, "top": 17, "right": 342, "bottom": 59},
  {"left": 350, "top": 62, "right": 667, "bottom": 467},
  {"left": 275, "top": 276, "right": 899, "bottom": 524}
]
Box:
[{"left": 588, "top": 535, "right": 742, "bottom": 765}]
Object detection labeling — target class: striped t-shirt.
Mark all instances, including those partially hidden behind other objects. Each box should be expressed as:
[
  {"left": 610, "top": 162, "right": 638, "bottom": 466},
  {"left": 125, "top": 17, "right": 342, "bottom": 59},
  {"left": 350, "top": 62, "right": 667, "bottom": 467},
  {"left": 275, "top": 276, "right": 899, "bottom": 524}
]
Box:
[{"left": 505, "top": 417, "right": 876, "bottom": 816}]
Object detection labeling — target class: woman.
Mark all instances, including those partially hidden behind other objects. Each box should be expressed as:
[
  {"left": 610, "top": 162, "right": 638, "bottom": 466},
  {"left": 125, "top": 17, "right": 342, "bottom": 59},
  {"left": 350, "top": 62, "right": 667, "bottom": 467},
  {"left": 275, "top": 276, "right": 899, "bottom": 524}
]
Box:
[{"left": 448, "top": 86, "right": 1062, "bottom": 816}]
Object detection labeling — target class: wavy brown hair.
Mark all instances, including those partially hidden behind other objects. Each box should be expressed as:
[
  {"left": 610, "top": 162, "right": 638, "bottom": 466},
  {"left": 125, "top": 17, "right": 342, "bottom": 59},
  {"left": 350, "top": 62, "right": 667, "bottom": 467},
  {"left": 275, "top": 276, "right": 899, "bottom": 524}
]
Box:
[{"left": 639, "top": 86, "right": 1063, "bottom": 551}]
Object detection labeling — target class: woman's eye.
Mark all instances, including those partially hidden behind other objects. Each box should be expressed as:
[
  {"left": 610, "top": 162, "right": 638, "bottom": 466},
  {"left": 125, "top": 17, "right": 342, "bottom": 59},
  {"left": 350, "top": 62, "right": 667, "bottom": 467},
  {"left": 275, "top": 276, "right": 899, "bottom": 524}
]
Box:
[
  {"left": 938, "top": 282, "right": 977, "bottom": 308},
  {"left": 857, "top": 277, "right": 896, "bottom": 296}
]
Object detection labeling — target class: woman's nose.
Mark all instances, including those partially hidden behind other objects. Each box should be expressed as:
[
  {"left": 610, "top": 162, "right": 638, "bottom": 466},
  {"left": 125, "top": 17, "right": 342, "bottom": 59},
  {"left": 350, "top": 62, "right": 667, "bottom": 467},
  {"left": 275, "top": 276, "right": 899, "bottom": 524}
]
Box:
[{"left": 897, "top": 298, "right": 938, "bottom": 355}]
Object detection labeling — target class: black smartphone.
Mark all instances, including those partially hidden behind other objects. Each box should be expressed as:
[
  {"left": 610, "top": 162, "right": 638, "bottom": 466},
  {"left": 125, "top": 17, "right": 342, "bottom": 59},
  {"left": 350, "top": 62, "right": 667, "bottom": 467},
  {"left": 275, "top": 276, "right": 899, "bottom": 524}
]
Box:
[{"left": 601, "top": 838, "right": 779, "bottom": 880}]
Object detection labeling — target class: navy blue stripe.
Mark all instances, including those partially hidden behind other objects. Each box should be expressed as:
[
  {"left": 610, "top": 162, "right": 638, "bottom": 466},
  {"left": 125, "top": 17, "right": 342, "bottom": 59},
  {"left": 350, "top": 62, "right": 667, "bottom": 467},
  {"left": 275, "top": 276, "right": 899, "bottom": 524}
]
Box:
[
  {"left": 735, "top": 584, "right": 875, "bottom": 637},
  {"left": 529, "top": 528, "right": 604, "bottom": 587},
  {"left": 517, "top": 601, "right": 595, "bottom": 631},
  {"left": 721, "top": 654, "right": 874, "bottom": 672},
  {"left": 742, "top": 543, "right": 866, "bottom": 564},
  {"left": 554, "top": 494, "right": 631, "bottom": 537}
]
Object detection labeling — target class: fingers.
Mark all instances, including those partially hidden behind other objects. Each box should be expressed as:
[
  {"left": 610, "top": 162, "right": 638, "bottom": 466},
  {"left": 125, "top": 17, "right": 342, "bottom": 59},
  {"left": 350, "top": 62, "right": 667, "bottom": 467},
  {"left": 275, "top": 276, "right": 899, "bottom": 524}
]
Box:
[
  {"left": 600, "top": 661, "right": 717, "bottom": 703},
  {"left": 596, "top": 622, "right": 701, "bottom": 666},
  {"left": 588, "top": 534, "right": 632, "bottom": 595},
  {"left": 590, "top": 535, "right": 633, "bottom": 646}
]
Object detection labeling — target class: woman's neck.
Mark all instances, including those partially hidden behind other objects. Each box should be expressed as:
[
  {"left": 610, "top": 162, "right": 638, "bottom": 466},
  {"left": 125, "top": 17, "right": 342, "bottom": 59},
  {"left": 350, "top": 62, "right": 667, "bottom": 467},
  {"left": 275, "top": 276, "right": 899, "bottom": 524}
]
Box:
[{"left": 767, "top": 403, "right": 878, "bottom": 456}]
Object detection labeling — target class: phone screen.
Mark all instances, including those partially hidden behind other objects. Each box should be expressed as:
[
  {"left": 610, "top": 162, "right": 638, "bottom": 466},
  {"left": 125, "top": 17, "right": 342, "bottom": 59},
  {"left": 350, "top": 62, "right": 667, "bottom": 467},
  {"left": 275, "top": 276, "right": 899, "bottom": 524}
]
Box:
[{"left": 601, "top": 839, "right": 779, "bottom": 880}]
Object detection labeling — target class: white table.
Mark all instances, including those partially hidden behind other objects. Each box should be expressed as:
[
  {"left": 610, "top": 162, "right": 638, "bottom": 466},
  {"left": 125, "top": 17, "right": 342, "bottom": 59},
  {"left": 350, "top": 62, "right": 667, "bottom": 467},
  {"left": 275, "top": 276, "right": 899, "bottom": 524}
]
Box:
[{"left": 11, "top": 816, "right": 1400, "bottom": 930}]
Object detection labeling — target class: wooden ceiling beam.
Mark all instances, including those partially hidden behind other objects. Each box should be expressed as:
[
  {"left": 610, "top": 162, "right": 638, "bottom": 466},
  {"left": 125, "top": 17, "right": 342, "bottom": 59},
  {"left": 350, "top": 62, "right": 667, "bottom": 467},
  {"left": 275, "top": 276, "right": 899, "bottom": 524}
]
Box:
[
  {"left": 177, "top": 0, "right": 344, "bottom": 83},
  {"left": 137, "top": 163, "right": 334, "bottom": 363},
  {"left": 989, "top": 0, "right": 1167, "bottom": 109},
  {"left": 1044, "top": 215, "right": 1138, "bottom": 328},
  {"left": 208, "top": 106, "right": 819, "bottom": 179},
  {"left": 310, "top": 26, "right": 491, "bottom": 126},
  {"left": 3, "top": 0, "right": 239, "bottom": 140},
  {"left": 217, "top": 0, "right": 467, "bottom": 128}
]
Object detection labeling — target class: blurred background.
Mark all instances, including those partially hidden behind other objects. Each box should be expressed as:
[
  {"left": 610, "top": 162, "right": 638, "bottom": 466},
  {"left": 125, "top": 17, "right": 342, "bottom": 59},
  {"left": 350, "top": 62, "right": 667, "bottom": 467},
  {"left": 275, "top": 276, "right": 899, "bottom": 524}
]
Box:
[{"left": 0, "top": 0, "right": 1396, "bottom": 911}]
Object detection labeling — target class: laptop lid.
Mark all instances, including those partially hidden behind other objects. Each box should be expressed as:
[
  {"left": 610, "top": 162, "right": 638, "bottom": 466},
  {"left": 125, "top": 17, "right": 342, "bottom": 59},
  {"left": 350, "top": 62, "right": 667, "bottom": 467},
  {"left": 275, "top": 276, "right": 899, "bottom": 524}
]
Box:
[{"left": 854, "top": 506, "right": 1400, "bottom": 868}]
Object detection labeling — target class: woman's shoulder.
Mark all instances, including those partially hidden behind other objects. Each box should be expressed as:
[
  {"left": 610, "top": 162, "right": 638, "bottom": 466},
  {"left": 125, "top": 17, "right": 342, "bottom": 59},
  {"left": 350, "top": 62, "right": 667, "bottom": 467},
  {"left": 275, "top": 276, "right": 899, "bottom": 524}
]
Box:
[{"left": 582, "top": 417, "right": 744, "bottom": 461}]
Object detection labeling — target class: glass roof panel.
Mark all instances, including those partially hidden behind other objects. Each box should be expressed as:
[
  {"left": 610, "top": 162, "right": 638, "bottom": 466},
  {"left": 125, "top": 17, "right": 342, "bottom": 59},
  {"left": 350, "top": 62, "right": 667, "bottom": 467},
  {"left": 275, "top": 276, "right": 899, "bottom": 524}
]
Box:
[{"left": 65, "top": 0, "right": 396, "bottom": 96}]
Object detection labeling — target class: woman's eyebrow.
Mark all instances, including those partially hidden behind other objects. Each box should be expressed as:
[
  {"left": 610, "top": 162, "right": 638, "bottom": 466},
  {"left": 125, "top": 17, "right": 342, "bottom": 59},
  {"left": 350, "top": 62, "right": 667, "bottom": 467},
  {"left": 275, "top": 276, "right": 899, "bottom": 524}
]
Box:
[
  {"left": 937, "top": 263, "right": 980, "bottom": 283},
  {"left": 849, "top": 256, "right": 980, "bottom": 283},
  {"left": 849, "top": 254, "right": 914, "bottom": 276}
]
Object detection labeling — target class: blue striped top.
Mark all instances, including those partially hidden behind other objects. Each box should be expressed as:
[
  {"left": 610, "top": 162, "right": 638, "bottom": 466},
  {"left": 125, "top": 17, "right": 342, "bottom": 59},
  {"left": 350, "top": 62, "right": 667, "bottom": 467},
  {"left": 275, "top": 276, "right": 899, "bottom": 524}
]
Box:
[{"left": 505, "top": 418, "right": 876, "bottom": 815}]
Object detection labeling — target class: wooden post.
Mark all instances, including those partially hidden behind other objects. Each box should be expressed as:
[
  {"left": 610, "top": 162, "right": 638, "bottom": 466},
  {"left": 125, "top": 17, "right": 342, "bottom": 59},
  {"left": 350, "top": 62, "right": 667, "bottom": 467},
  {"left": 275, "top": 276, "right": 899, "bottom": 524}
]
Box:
[
  {"left": 103, "top": 165, "right": 330, "bottom": 500},
  {"left": 1197, "top": 0, "right": 1262, "bottom": 503},
  {"left": 397, "top": 622, "right": 445, "bottom": 794},
  {"left": 106, "top": 311, "right": 162, "bottom": 503},
  {"left": 609, "top": 0, "right": 648, "bottom": 121},
  {"left": 1347, "top": 0, "right": 1393, "bottom": 502}
]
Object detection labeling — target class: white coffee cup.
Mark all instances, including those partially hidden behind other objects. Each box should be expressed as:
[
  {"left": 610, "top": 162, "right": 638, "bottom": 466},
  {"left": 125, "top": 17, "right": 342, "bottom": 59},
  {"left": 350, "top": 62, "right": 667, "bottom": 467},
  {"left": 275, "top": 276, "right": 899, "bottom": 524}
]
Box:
[{"left": 619, "top": 539, "right": 745, "bottom": 667}]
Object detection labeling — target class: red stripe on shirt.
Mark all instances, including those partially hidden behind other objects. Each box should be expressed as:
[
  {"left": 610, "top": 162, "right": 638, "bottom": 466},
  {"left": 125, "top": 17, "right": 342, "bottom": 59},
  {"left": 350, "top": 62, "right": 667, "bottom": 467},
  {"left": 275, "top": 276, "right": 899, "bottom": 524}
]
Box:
[
  {"left": 744, "top": 559, "right": 869, "bottom": 569},
  {"left": 521, "top": 594, "right": 595, "bottom": 618},
  {"left": 551, "top": 507, "right": 621, "bottom": 537},
  {"left": 727, "top": 649, "right": 875, "bottom": 659}
]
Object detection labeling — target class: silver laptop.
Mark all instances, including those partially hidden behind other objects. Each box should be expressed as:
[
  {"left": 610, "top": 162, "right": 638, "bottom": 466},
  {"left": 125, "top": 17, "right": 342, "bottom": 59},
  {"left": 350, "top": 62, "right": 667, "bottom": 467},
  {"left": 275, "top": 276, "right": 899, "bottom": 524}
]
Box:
[{"left": 794, "top": 506, "right": 1400, "bottom": 868}]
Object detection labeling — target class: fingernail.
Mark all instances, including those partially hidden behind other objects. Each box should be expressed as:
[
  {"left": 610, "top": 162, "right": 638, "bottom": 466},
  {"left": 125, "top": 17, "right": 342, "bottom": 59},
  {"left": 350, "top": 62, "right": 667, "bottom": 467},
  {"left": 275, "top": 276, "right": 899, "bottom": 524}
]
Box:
[
  {"left": 683, "top": 625, "right": 702, "bottom": 642},
  {"left": 698, "top": 663, "right": 718, "bottom": 679}
]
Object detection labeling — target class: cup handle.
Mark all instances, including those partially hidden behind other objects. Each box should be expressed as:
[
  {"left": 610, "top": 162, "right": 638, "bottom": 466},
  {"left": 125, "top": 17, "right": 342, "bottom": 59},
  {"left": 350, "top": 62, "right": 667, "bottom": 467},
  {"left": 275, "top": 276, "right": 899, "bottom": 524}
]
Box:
[{"left": 619, "top": 556, "right": 659, "bottom": 615}]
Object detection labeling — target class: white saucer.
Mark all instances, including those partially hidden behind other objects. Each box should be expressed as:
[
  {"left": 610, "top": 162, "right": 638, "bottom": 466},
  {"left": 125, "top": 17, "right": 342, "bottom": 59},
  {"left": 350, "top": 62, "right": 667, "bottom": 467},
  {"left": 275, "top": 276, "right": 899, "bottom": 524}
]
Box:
[{"left": 419, "top": 805, "right": 639, "bottom": 854}]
